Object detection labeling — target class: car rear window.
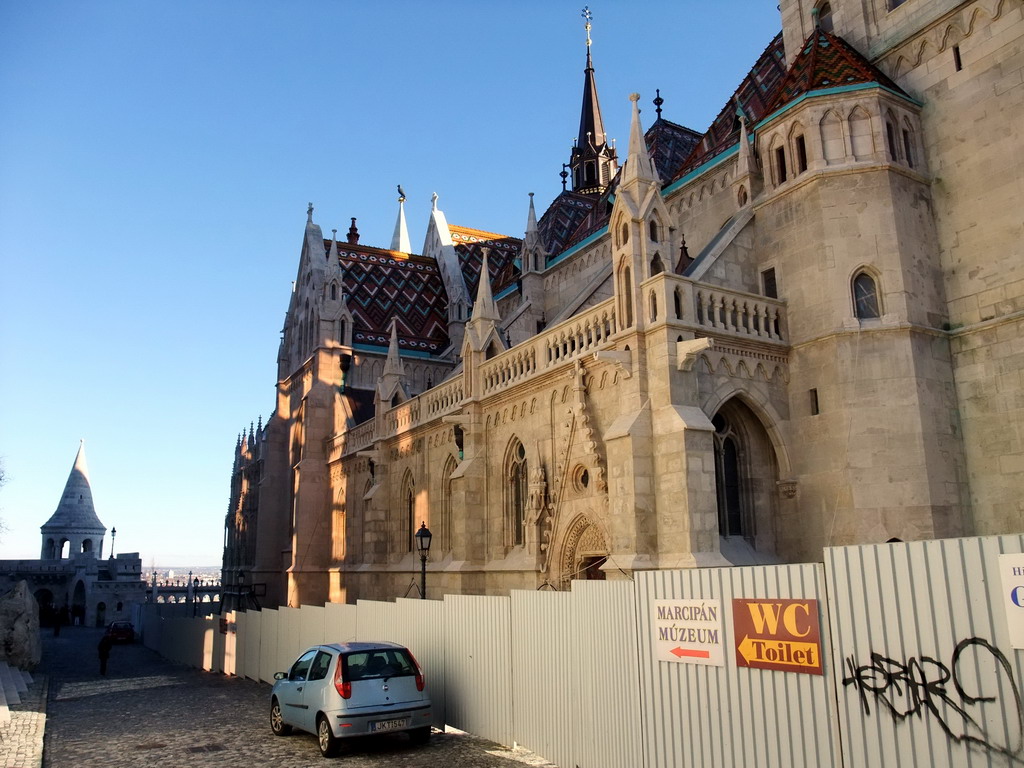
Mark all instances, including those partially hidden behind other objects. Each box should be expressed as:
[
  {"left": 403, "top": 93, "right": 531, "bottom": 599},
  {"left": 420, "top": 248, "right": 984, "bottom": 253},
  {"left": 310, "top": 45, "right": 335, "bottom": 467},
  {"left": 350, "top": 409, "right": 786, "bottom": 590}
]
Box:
[{"left": 343, "top": 649, "right": 416, "bottom": 680}]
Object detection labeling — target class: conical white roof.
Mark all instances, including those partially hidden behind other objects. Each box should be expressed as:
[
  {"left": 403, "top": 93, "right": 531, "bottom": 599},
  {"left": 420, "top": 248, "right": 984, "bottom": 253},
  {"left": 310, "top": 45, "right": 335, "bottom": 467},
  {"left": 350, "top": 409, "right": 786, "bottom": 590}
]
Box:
[{"left": 40, "top": 441, "right": 106, "bottom": 532}]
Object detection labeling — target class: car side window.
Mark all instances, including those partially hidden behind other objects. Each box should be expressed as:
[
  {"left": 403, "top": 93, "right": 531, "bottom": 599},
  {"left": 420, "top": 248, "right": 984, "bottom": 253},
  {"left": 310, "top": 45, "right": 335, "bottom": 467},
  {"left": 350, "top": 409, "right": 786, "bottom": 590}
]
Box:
[
  {"left": 308, "top": 650, "right": 333, "bottom": 682},
  {"left": 289, "top": 650, "right": 317, "bottom": 681}
]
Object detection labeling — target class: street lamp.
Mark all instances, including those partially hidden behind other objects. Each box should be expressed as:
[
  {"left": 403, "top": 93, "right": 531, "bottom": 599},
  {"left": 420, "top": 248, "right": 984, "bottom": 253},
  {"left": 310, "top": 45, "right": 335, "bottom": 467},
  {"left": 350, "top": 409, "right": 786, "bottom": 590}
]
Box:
[
  {"left": 415, "top": 522, "right": 432, "bottom": 600},
  {"left": 193, "top": 577, "right": 200, "bottom": 617}
]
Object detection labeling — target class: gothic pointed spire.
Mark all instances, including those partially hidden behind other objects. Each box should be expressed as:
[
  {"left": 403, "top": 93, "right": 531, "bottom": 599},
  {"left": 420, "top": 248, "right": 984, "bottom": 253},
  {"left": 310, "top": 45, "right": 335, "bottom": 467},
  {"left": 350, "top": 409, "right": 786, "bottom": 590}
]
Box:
[
  {"left": 383, "top": 317, "right": 406, "bottom": 378},
  {"left": 621, "top": 93, "right": 659, "bottom": 188},
  {"left": 568, "top": 7, "right": 617, "bottom": 194},
  {"left": 471, "top": 248, "right": 500, "bottom": 322},
  {"left": 391, "top": 187, "right": 411, "bottom": 252}
]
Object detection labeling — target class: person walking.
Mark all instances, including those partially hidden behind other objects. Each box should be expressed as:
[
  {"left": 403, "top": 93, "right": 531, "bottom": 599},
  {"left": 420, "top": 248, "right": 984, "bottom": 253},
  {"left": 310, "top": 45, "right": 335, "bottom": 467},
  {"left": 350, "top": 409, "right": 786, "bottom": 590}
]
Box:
[{"left": 98, "top": 633, "right": 113, "bottom": 675}]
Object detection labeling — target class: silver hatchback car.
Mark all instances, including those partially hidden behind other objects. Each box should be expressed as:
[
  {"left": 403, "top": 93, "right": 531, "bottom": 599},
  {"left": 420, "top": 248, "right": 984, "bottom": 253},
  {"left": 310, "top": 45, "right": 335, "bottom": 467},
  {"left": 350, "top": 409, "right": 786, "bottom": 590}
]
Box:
[{"left": 270, "top": 641, "right": 433, "bottom": 757}]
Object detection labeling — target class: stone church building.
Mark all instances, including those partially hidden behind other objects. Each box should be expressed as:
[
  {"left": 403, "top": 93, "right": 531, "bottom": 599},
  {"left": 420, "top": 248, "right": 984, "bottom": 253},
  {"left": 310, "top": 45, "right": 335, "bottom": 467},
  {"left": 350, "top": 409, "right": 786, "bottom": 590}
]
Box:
[{"left": 224, "top": 0, "right": 1024, "bottom": 608}]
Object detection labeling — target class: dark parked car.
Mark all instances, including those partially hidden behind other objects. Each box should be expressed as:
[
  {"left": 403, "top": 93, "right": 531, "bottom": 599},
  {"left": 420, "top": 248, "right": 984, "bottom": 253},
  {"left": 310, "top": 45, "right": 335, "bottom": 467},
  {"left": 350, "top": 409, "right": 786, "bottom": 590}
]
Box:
[
  {"left": 106, "top": 620, "right": 135, "bottom": 642},
  {"left": 270, "top": 641, "right": 432, "bottom": 757}
]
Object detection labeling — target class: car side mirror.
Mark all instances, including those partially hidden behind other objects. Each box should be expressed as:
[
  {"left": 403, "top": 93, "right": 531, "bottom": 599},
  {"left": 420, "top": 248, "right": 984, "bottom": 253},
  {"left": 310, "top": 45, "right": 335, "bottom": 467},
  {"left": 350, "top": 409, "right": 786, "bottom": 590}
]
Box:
[{"left": 274, "top": 671, "right": 288, "bottom": 680}]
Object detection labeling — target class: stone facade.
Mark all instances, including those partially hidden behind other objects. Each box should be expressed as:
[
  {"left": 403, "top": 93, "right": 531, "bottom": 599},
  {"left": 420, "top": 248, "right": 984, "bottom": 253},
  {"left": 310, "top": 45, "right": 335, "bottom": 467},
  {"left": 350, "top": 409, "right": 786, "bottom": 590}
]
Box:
[{"left": 225, "top": 0, "right": 1024, "bottom": 608}]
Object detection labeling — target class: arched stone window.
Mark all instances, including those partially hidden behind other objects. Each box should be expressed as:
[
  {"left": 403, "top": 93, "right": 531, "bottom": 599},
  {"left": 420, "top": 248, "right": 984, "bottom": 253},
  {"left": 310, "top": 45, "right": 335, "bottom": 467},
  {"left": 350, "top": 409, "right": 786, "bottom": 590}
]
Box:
[
  {"left": 649, "top": 219, "right": 660, "bottom": 243},
  {"left": 440, "top": 455, "right": 457, "bottom": 552},
  {"left": 620, "top": 222, "right": 629, "bottom": 246},
  {"left": 901, "top": 119, "right": 917, "bottom": 168},
  {"left": 820, "top": 111, "right": 844, "bottom": 164},
  {"left": 649, "top": 291, "right": 658, "bottom": 322},
  {"left": 401, "top": 472, "right": 416, "bottom": 553},
  {"left": 768, "top": 136, "right": 787, "bottom": 186},
  {"left": 330, "top": 282, "right": 337, "bottom": 301},
  {"left": 737, "top": 185, "right": 748, "bottom": 206},
  {"left": 815, "top": 2, "right": 834, "bottom": 32},
  {"left": 884, "top": 110, "right": 900, "bottom": 161},
  {"left": 853, "top": 271, "right": 881, "bottom": 319},
  {"left": 621, "top": 264, "right": 634, "bottom": 326},
  {"left": 650, "top": 253, "right": 665, "bottom": 276},
  {"left": 849, "top": 107, "right": 873, "bottom": 160},
  {"left": 712, "top": 398, "right": 780, "bottom": 555},
  {"left": 505, "top": 440, "right": 527, "bottom": 547}
]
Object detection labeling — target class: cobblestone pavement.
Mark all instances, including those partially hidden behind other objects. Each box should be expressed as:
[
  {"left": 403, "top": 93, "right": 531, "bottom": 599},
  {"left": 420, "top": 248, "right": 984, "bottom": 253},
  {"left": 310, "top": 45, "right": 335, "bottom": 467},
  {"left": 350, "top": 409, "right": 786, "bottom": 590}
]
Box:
[
  {"left": 0, "top": 667, "right": 46, "bottom": 768},
  {"left": 37, "top": 627, "right": 558, "bottom": 768}
]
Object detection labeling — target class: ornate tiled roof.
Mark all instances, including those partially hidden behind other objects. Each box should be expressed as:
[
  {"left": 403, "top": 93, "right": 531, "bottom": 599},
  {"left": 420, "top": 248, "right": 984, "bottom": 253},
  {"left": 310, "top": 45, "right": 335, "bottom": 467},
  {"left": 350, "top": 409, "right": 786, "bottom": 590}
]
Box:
[
  {"left": 333, "top": 242, "right": 450, "bottom": 355},
  {"left": 450, "top": 225, "right": 522, "bottom": 297},
  {"left": 537, "top": 191, "right": 596, "bottom": 257},
  {"left": 646, "top": 118, "right": 702, "bottom": 182},
  {"left": 674, "top": 32, "right": 788, "bottom": 178},
  {"left": 761, "top": 28, "right": 906, "bottom": 115}
]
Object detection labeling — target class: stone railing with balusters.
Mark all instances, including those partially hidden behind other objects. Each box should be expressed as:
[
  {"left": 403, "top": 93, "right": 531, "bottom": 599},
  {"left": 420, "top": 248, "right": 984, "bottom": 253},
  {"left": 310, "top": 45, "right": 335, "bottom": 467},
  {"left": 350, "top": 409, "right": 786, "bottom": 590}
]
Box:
[
  {"left": 656, "top": 274, "right": 787, "bottom": 343},
  {"left": 423, "top": 377, "right": 464, "bottom": 419},
  {"left": 478, "top": 300, "right": 618, "bottom": 397},
  {"left": 344, "top": 420, "right": 376, "bottom": 455}
]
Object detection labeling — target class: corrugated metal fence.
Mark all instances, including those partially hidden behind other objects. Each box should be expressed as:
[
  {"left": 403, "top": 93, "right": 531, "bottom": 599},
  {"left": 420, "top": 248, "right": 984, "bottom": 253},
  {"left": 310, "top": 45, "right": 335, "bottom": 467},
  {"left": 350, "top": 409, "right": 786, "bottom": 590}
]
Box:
[{"left": 142, "top": 535, "right": 1024, "bottom": 768}]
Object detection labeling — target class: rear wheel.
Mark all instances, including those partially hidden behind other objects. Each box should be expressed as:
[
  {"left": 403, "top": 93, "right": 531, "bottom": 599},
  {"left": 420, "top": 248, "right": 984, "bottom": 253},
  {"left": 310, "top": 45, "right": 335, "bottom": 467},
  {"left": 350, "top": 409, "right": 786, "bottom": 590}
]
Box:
[
  {"left": 317, "top": 714, "right": 340, "bottom": 757},
  {"left": 409, "top": 725, "right": 431, "bottom": 745},
  {"left": 270, "top": 698, "right": 291, "bottom": 736}
]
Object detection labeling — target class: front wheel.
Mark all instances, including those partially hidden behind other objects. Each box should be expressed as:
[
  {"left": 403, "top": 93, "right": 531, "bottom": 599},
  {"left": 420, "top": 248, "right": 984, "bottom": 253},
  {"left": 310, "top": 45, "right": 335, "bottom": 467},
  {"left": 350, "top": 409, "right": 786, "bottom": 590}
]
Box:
[
  {"left": 317, "top": 714, "right": 340, "bottom": 757},
  {"left": 270, "top": 698, "right": 291, "bottom": 736},
  {"left": 409, "top": 725, "right": 431, "bottom": 745}
]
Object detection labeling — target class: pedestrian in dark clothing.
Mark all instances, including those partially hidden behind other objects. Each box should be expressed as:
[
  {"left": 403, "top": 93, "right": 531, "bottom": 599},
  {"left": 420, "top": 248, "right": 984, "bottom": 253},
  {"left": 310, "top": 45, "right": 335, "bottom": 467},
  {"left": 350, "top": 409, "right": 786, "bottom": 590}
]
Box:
[{"left": 98, "top": 634, "right": 113, "bottom": 675}]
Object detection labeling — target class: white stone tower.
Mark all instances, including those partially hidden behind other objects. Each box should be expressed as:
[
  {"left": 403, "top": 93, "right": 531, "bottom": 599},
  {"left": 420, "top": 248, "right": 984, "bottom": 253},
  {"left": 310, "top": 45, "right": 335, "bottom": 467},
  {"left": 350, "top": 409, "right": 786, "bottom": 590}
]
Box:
[{"left": 40, "top": 441, "right": 106, "bottom": 560}]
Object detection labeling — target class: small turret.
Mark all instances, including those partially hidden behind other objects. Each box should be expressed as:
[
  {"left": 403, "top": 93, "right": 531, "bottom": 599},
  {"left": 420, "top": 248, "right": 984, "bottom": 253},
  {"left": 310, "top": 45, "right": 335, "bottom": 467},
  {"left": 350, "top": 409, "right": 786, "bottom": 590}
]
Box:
[
  {"left": 40, "top": 441, "right": 106, "bottom": 560},
  {"left": 391, "top": 187, "right": 411, "bottom": 253}
]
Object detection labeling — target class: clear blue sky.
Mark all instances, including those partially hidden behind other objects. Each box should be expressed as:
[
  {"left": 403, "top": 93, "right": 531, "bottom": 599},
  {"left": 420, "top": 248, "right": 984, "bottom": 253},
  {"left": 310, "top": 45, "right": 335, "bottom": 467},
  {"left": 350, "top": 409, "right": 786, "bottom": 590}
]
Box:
[{"left": 0, "top": 1, "right": 782, "bottom": 568}]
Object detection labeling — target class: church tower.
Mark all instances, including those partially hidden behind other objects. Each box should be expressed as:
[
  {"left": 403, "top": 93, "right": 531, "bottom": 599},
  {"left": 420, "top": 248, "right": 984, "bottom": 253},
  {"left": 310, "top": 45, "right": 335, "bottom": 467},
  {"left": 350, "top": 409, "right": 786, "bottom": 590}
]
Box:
[
  {"left": 568, "top": 8, "right": 617, "bottom": 195},
  {"left": 40, "top": 440, "right": 106, "bottom": 560}
]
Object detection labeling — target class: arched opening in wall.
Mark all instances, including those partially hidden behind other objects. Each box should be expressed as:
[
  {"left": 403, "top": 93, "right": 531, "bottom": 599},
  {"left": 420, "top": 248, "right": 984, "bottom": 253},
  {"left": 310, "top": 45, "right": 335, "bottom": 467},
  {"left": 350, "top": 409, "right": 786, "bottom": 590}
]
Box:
[
  {"left": 712, "top": 398, "right": 779, "bottom": 557},
  {"left": 649, "top": 291, "right": 658, "bottom": 322},
  {"left": 849, "top": 107, "right": 873, "bottom": 160},
  {"left": 620, "top": 222, "right": 629, "bottom": 246},
  {"left": 901, "top": 119, "right": 916, "bottom": 168},
  {"left": 852, "top": 270, "right": 882, "bottom": 319},
  {"left": 81, "top": 539, "right": 93, "bottom": 554},
  {"left": 885, "top": 111, "right": 900, "bottom": 161},
  {"left": 790, "top": 124, "right": 808, "bottom": 175},
  {"left": 620, "top": 264, "right": 634, "bottom": 327},
  {"left": 330, "top": 283, "right": 337, "bottom": 301},
  {"left": 769, "top": 136, "right": 787, "bottom": 186},
  {"left": 96, "top": 601, "right": 106, "bottom": 628},
  {"left": 558, "top": 514, "right": 609, "bottom": 589},
  {"left": 72, "top": 580, "right": 86, "bottom": 626},
  {"left": 34, "top": 589, "right": 55, "bottom": 626},
  {"left": 649, "top": 219, "right": 660, "bottom": 243},
  {"left": 820, "top": 111, "right": 844, "bottom": 165},
  {"left": 59, "top": 538, "right": 70, "bottom": 559},
  {"left": 441, "top": 455, "right": 458, "bottom": 552},
  {"left": 44, "top": 538, "right": 55, "bottom": 560},
  {"left": 505, "top": 439, "right": 527, "bottom": 547},
  {"left": 585, "top": 162, "right": 597, "bottom": 186},
  {"left": 673, "top": 288, "right": 683, "bottom": 319},
  {"left": 650, "top": 253, "right": 664, "bottom": 276},
  {"left": 401, "top": 472, "right": 416, "bottom": 554},
  {"left": 737, "top": 185, "right": 748, "bottom": 207},
  {"left": 815, "top": 1, "right": 834, "bottom": 32},
  {"left": 338, "top": 319, "right": 347, "bottom": 344},
  {"left": 486, "top": 341, "right": 501, "bottom": 360}
]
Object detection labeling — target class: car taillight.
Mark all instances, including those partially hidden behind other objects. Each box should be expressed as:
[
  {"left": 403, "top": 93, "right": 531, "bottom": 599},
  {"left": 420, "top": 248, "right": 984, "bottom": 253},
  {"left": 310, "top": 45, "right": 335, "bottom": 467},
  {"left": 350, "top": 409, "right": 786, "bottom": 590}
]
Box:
[
  {"left": 408, "top": 650, "right": 425, "bottom": 692},
  {"left": 333, "top": 658, "right": 351, "bottom": 699}
]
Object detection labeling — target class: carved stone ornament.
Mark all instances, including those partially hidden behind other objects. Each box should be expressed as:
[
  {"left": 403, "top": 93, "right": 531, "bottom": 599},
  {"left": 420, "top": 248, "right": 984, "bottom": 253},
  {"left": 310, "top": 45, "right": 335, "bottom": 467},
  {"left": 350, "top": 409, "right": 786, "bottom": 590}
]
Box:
[{"left": 776, "top": 479, "right": 798, "bottom": 499}]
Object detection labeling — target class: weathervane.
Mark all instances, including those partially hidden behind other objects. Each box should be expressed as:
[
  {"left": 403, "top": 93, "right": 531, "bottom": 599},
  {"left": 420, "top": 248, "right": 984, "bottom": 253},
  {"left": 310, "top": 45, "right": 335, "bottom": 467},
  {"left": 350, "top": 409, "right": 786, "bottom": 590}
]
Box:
[{"left": 581, "top": 6, "right": 592, "bottom": 48}]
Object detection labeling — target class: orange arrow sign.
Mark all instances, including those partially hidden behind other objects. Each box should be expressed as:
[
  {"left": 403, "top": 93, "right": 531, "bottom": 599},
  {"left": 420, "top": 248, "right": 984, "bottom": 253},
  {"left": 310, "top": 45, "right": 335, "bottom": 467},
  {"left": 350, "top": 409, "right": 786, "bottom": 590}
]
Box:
[{"left": 670, "top": 647, "right": 711, "bottom": 659}]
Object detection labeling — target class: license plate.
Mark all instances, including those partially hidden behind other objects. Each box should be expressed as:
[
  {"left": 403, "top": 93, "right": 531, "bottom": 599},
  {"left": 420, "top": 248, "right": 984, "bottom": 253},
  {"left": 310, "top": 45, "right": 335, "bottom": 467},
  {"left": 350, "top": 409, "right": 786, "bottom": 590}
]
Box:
[{"left": 370, "top": 718, "right": 409, "bottom": 732}]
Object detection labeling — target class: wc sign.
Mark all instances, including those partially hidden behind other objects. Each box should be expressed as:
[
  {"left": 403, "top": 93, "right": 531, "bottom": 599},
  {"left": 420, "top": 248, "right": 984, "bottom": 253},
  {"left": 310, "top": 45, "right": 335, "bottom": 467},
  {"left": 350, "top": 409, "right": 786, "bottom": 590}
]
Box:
[{"left": 998, "top": 554, "right": 1024, "bottom": 649}]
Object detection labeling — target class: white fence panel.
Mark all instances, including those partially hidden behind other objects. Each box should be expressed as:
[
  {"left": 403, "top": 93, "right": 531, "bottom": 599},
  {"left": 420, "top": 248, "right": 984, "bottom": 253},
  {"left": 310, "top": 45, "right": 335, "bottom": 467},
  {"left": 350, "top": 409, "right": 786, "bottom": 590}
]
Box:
[
  {"left": 298, "top": 604, "right": 326, "bottom": 651},
  {"left": 356, "top": 598, "right": 447, "bottom": 730},
  {"left": 570, "top": 580, "right": 644, "bottom": 768},
  {"left": 635, "top": 564, "right": 841, "bottom": 768},
  {"left": 276, "top": 606, "right": 302, "bottom": 673},
  {"left": 259, "top": 609, "right": 280, "bottom": 684},
  {"left": 444, "top": 594, "right": 513, "bottom": 746},
  {"left": 511, "top": 590, "right": 576, "bottom": 768},
  {"left": 242, "top": 609, "right": 263, "bottom": 681},
  {"left": 826, "top": 535, "right": 1024, "bottom": 768},
  {"left": 325, "top": 602, "right": 357, "bottom": 642}
]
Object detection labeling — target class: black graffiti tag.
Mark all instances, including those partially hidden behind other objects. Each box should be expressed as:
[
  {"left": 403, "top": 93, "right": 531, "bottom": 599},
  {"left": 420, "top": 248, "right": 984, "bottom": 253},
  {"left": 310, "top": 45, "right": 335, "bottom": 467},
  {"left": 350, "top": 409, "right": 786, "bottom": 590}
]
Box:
[{"left": 842, "top": 637, "right": 1024, "bottom": 762}]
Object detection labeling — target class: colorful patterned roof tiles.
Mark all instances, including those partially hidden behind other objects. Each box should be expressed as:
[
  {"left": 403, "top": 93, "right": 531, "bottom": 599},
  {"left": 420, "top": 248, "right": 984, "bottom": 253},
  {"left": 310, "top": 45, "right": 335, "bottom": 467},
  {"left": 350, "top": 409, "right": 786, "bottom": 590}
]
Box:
[
  {"left": 761, "top": 28, "right": 906, "bottom": 116},
  {"left": 674, "top": 32, "right": 788, "bottom": 178},
  {"left": 450, "top": 225, "right": 523, "bottom": 298},
  {"left": 646, "top": 118, "right": 702, "bottom": 184},
  {"left": 330, "top": 240, "right": 450, "bottom": 355},
  {"left": 537, "top": 190, "right": 597, "bottom": 258}
]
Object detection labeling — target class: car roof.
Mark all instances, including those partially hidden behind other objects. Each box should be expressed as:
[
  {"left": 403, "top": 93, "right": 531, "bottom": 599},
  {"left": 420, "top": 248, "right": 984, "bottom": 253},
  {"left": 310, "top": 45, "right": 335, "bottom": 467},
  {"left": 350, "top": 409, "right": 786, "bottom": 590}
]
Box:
[{"left": 314, "top": 641, "right": 406, "bottom": 654}]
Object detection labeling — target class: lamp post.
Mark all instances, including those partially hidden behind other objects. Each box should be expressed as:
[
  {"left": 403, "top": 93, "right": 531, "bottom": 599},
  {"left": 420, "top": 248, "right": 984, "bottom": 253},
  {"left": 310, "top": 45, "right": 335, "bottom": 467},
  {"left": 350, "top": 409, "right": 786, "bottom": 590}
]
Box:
[
  {"left": 415, "top": 522, "right": 432, "bottom": 600},
  {"left": 193, "top": 577, "right": 200, "bottom": 617},
  {"left": 237, "top": 569, "right": 245, "bottom": 612},
  {"left": 110, "top": 527, "right": 116, "bottom": 558}
]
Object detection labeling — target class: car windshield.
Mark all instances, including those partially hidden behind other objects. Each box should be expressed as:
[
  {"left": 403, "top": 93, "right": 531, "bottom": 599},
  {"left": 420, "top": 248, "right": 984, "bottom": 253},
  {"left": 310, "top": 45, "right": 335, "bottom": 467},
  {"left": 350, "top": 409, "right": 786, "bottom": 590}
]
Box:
[{"left": 343, "top": 649, "right": 416, "bottom": 681}]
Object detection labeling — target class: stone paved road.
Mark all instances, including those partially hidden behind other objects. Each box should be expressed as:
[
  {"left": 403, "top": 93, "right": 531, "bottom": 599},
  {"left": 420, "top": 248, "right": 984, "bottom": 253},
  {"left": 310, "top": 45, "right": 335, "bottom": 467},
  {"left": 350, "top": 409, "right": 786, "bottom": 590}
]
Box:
[{"left": 40, "top": 627, "right": 557, "bottom": 768}]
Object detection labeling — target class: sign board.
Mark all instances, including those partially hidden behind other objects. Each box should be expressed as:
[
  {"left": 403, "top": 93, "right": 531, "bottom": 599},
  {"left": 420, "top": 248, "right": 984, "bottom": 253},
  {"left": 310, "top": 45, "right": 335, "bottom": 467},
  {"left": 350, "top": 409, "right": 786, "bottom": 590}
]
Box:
[
  {"left": 652, "top": 599, "right": 725, "bottom": 666},
  {"left": 732, "top": 598, "right": 822, "bottom": 675},
  {"left": 998, "top": 553, "right": 1024, "bottom": 649}
]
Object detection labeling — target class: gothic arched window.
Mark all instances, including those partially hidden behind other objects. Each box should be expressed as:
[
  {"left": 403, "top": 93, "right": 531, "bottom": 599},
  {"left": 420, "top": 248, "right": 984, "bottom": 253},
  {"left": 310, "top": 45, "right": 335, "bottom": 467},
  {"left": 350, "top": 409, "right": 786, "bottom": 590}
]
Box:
[
  {"left": 853, "top": 271, "right": 881, "bottom": 319},
  {"left": 816, "top": 2, "right": 834, "bottom": 32},
  {"left": 506, "top": 440, "right": 527, "bottom": 547},
  {"left": 441, "top": 455, "right": 457, "bottom": 552},
  {"left": 713, "top": 413, "right": 746, "bottom": 538}
]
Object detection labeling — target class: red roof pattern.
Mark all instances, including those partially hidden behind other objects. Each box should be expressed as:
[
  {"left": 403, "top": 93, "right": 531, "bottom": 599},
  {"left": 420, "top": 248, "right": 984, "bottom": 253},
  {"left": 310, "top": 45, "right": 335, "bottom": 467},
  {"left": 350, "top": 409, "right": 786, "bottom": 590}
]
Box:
[
  {"left": 761, "top": 28, "right": 906, "bottom": 115},
  {"left": 537, "top": 191, "right": 597, "bottom": 259},
  {"left": 332, "top": 241, "right": 450, "bottom": 354},
  {"left": 449, "top": 225, "right": 522, "bottom": 298}
]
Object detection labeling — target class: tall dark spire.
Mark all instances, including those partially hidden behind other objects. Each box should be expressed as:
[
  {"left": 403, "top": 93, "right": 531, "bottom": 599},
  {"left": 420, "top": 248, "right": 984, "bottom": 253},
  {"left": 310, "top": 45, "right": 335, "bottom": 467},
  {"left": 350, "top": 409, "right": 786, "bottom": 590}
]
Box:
[{"left": 568, "top": 7, "right": 617, "bottom": 195}]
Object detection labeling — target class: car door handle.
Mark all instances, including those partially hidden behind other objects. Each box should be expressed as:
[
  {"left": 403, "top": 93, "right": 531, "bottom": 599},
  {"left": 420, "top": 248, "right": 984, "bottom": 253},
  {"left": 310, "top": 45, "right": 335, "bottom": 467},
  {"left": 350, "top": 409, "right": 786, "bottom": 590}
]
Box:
[{"left": 297, "top": 686, "right": 303, "bottom": 692}]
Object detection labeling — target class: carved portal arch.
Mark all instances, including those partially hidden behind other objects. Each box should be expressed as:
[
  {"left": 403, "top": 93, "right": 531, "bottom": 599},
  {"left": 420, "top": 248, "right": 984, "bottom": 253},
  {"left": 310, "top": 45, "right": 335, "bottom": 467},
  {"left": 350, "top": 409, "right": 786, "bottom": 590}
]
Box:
[{"left": 558, "top": 514, "right": 609, "bottom": 589}]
